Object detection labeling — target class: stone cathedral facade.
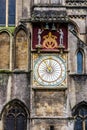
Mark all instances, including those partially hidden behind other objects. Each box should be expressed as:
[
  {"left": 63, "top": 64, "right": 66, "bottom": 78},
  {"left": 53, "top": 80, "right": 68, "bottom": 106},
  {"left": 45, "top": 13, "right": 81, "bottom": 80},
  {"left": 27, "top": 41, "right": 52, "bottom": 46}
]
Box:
[{"left": 0, "top": 0, "right": 87, "bottom": 130}]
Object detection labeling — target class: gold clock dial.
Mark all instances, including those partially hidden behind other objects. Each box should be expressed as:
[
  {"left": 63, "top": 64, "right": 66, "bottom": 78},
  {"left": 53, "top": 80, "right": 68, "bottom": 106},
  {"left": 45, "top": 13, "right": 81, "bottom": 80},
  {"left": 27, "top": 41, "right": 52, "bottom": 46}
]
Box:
[{"left": 34, "top": 55, "right": 66, "bottom": 86}]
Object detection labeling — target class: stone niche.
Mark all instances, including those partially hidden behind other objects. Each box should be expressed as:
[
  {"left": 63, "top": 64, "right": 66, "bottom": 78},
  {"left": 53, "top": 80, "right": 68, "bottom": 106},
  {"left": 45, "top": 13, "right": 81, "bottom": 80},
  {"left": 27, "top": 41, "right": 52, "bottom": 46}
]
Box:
[
  {"left": 34, "top": 90, "right": 66, "bottom": 116},
  {"left": 15, "top": 29, "right": 28, "bottom": 70},
  {"left": 0, "top": 32, "right": 10, "bottom": 69}
]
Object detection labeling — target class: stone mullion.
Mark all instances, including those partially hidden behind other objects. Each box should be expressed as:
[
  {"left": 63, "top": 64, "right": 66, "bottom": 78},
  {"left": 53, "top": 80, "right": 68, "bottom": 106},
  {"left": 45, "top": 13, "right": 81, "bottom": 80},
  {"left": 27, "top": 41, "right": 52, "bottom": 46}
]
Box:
[
  {"left": 83, "top": 119, "right": 85, "bottom": 130},
  {"left": 10, "top": 35, "right": 13, "bottom": 70},
  {"left": 6, "top": 75, "right": 12, "bottom": 101},
  {"left": 16, "top": 0, "right": 18, "bottom": 26},
  {"left": 6, "top": 0, "right": 8, "bottom": 27}
]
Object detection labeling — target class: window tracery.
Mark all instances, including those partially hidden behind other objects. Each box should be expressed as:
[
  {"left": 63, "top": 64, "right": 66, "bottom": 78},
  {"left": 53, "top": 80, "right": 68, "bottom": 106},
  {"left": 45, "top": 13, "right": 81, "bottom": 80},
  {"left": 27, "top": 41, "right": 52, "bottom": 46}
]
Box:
[
  {"left": 4, "top": 103, "right": 27, "bottom": 130},
  {"left": 73, "top": 105, "right": 87, "bottom": 130}
]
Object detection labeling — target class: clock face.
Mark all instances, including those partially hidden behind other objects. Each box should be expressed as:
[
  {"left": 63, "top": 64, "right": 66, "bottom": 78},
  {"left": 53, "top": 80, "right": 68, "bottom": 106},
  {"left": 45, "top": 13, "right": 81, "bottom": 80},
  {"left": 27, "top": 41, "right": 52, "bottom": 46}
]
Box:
[{"left": 34, "top": 55, "right": 66, "bottom": 86}]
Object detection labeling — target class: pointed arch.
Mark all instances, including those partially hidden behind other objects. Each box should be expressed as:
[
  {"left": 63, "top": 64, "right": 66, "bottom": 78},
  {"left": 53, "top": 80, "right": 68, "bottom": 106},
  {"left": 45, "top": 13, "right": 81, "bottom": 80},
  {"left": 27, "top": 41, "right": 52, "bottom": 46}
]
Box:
[
  {"left": 76, "top": 49, "right": 84, "bottom": 74},
  {"left": 69, "top": 19, "right": 79, "bottom": 34},
  {"left": 1, "top": 99, "right": 29, "bottom": 118},
  {"left": 1, "top": 99, "right": 29, "bottom": 130},
  {"left": 72, "top": 101, "right": 87, "bottom": 130},
  {"left": 14, "top": 25, "right": 30, "bottom": 70},
  {"left": 72, "top": 101, "right": 87, "bottom": 116},
  {"left": 0, "top": 29, "right": 12, "bottom": 36},
  {"left": 14, "top": 24, "right": 29, "bottom": 37}
]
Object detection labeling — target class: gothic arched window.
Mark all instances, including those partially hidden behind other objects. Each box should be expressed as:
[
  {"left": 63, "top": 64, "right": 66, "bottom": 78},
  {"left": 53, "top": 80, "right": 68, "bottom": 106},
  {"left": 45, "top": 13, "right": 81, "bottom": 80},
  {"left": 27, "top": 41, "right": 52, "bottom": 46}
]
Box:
[
  {"left": 72, "top": 102, "right": 87, "bottom": 130},
  {"left": 77, "top": 50, "right": 83, "bottom": 74},
  {"left": 4, "top": 102, "right": 27, "bottom": 130}
]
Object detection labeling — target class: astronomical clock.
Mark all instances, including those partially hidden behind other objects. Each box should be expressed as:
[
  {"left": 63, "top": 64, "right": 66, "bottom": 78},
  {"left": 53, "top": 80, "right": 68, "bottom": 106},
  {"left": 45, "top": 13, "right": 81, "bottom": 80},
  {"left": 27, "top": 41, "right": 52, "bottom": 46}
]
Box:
[
  {"left": 32, "top": 23, "right": 68, "bottom": 88},
  {"left": 32, "top": 54, "right": 67, "bottom": 88}
]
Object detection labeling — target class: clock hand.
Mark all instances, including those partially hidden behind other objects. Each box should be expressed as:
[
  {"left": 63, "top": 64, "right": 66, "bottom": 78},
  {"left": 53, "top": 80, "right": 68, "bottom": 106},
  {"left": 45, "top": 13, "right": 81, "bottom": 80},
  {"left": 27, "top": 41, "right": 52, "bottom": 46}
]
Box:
[
  {"left": 43, "top": 60, "right": 52, "bottom": 72},
  {"left": 43, "top": 60, "right": 50, "bottom": 69},
  {"left": 48, "top": 57, "right": 53, "bottom": 72},
  {"left": 49, "top": 58, "right": 52, "bottom": 67}
]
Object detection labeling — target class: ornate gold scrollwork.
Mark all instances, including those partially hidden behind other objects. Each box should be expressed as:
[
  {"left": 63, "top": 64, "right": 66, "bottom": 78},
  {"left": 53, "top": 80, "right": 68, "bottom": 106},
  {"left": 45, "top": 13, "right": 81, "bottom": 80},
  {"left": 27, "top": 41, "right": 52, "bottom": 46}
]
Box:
[{"left": 42, "top": 32, "right": 58, "bottom": 49}]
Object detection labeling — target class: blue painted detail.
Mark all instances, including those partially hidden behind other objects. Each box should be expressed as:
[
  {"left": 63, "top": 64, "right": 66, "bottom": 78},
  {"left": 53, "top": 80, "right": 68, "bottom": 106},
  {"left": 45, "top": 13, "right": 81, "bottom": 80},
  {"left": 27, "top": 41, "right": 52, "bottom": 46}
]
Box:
[
  {"left": 0, "top": 0, "right": 6, "bottom": 25},
  {"left": 77, "top": 51, "right": 83, "bottom": 74}
]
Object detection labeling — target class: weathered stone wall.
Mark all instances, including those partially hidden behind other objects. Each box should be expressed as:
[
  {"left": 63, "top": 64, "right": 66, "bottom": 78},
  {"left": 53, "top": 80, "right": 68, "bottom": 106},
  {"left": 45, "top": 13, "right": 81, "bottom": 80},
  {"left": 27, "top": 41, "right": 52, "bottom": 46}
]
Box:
[
  {"left": 16, "top": 0, "right": 31, "bottom": 25},
  {"left": 33, "top": 90, "right": 66, "bottom": 117},
  {"left": 68, "top": 31, "right": 78, "bottom": 73},
  {"left": 0, "top": 74, "right": 9, "bottom": 112},
  {"left": 31, "top": 119, "right": 68, "bottom": 130},
  {"left": 68, "top": 12, "right": 87, "bottom": 110},
  {"left": 12, "top": 73, "right": 30, "bottom": 109},
  {"left": 0, "top": 73, "right": 30, "bottom": 113},
  {"left": 69, "top": 75, "right": 87, "bottom": 109}
]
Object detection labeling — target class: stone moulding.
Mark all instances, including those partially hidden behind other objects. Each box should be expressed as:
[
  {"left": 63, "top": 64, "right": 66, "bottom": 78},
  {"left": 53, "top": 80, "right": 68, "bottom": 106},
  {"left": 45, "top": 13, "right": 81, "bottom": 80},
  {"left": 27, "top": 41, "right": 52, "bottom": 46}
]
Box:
[
  {"left": 30, "top": 116, "right": 74, "bottom": 120},
  {"left": 0, "top": 69, "right": 31, "bottom": 74}
]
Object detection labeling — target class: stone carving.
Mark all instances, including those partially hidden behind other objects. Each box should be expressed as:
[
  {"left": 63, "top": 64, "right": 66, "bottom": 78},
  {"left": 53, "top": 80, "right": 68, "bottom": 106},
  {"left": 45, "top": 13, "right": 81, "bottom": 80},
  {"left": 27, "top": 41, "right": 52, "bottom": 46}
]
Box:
[
  {"left": 58, "top": 29, "right": 64, "bottom": 45},
  {"left": 38, "top": 29, "right": 43, "bottom": 45}
]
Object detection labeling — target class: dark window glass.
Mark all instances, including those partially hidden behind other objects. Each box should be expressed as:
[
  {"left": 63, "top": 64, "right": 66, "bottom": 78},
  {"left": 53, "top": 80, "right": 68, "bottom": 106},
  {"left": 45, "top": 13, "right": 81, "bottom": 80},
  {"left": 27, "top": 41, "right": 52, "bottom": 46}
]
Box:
[
  {"left": 50, "top": 126, "right": 54, "bottom": 130},
  {"left": 5, "top": 115, "right": 15, "bottom": 130},
  {"left": 79, "top": 108, "right": 87, "bottom": 117},
  {"left": 75, "top": 117, "right": 82, "bottom": 130},
  {"left": 85, "top": 119, "right": 87, "bottom": 130},
  {"left": 16, "top": 115, "right": 26, "bottom": 130},
  {"left": 0, "top": 0, "right": 6, "bottom": 25},
  {"left": 77, "top": 51, "right": 83, "bottom": 74},
  {"left": 8, "top": 0, "right": 15, "bottom": 25}
]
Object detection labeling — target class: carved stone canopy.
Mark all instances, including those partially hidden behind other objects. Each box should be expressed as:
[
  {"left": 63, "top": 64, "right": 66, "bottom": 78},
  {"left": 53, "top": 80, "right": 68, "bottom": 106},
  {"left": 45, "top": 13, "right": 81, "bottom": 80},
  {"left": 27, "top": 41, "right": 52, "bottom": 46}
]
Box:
[{"left": 30, "top": 10, "right": 69, "bottom": 22}]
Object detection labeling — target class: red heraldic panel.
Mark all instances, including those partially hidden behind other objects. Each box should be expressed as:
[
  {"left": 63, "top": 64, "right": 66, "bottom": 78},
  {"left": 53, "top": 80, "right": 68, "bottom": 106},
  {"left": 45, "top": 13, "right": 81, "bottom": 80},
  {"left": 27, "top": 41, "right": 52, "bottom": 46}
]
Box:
[{"left": 32, "top": 23, "right": 68, "bottom": 50}]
